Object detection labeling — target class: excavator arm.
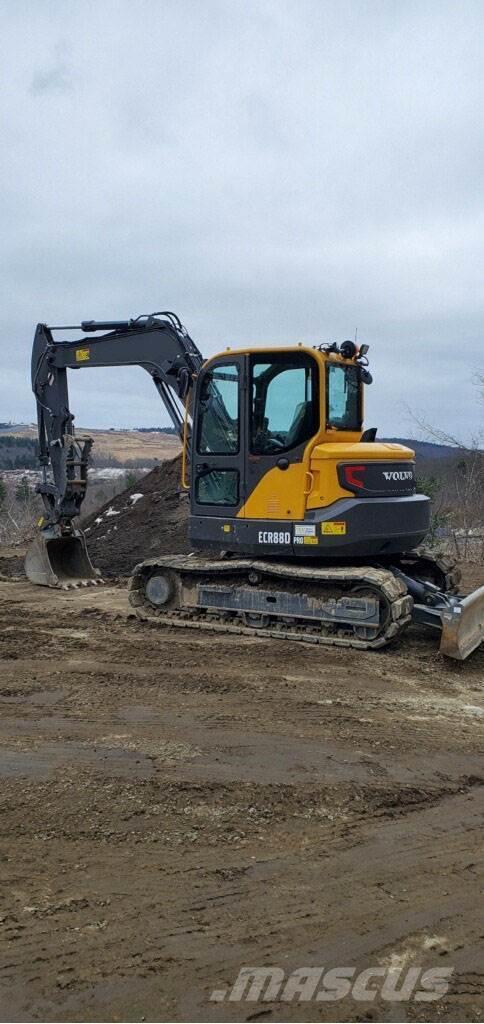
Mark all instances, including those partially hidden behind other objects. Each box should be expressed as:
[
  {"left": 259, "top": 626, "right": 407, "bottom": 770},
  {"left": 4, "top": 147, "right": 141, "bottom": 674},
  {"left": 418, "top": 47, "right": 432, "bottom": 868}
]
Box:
[
  {"left": 31, "top": 312, "right": 203, "bottom": 528},
  {"left": 26, "top": 312, "right": 204, "bottom": 586}
]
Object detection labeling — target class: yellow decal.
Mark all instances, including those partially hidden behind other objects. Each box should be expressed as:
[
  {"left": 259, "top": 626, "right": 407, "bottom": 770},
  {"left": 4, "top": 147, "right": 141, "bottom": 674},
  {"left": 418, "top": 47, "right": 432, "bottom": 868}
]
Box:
[
  {"left": 223, "top": 524, "right": 231, "bottom": 533},
  {"left": 75, "top": 347, "right": 90, "bottom": 362},
  {"left": 303, "top": 535, "right": 318, "bottom": 545},
  {"left": 322, "top": 521, "right": 347, "bottom": 535}
]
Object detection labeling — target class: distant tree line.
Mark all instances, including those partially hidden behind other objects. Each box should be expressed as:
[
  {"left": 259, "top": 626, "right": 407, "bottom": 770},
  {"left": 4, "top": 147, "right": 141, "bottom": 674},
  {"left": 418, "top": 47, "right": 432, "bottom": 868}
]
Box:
[
  {"left": 135, "top": 426, "right": 177, "bottom": 434},
  {"left": 0, "top": 436, "right": 38, "bottom": 470}
]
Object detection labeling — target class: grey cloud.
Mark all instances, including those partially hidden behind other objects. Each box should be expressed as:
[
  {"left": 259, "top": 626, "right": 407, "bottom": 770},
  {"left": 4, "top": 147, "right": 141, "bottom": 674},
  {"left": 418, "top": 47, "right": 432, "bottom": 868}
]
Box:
[{"left": 30, "top": 61, "right": 74, "bottom": 95}]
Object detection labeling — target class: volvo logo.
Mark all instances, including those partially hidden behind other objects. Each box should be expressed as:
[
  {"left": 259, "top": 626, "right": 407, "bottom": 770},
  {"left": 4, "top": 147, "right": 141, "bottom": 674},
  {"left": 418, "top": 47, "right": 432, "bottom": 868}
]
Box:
[{"left": 383, "top": 470, "right": 413, "bottom": 481}]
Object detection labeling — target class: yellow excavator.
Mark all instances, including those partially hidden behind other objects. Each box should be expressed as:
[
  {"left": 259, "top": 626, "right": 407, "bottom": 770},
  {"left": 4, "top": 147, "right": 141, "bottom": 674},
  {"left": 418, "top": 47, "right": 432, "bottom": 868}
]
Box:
[{"left": 25, "top": 312, "right": 483, "bottom": 659}]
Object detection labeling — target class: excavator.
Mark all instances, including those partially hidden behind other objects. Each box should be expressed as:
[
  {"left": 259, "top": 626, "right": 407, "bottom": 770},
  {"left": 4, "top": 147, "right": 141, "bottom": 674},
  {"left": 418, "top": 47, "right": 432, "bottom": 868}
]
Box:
[{"left": 25, "top": 311, "right": 483, "bottom": 660}]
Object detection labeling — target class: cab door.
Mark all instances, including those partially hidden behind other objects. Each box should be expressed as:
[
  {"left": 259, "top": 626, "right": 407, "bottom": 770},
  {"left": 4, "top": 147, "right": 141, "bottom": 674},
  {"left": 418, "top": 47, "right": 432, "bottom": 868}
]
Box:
[
  {"left": 190, "top": 354, "right": 246, "bottom": 517},
  {"left": 243, "top": 351, "right": 320, "bottom": 520}
]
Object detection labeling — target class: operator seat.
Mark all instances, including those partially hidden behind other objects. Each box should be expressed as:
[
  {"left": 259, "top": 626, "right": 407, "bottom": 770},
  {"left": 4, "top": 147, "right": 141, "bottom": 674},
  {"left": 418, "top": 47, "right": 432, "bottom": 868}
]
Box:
[{"left": 284, "top": 401, "right": 314, "bottom": 449}]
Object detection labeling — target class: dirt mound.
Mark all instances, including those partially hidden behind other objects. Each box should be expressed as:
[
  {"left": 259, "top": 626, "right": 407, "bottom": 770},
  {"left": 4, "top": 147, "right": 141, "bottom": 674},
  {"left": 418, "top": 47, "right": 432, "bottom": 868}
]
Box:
[{"left": 82, "top": 455, "right": 190, "bottom": 576}]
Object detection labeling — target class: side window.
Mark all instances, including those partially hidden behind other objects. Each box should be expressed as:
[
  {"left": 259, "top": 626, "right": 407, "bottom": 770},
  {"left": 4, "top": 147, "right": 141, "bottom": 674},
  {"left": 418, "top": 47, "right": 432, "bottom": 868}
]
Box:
[
  {"left": 195, "top": 469, "right": 239, "bottom": 506},
  {"left": 327, "top": 364, "right": 361, "bottom": 430},
  {"left": 250, "top": 355, "right": 318, "bottom": 454},
  {"left": 197, "top": 363, "right": 239, "bottom": 454}
]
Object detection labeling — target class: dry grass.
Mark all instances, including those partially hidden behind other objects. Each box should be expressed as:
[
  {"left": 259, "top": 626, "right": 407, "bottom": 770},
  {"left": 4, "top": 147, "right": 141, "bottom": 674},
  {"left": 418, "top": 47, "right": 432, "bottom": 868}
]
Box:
[{"left": 5, "top": 425, "right": 181, "bottom": 462}]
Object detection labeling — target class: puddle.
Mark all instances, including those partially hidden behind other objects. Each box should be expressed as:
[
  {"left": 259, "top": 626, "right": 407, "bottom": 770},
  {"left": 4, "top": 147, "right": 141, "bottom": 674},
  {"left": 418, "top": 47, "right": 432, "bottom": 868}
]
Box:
[{"left": 0, "top": 741, "right": 154, "bottom": 780}]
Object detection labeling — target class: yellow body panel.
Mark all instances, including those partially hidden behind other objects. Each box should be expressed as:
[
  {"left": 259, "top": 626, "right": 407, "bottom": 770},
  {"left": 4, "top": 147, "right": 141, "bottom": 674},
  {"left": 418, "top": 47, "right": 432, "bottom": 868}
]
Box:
[
  {"left": 237, "top": 461, "right": 308, "bottom": 519},
  {"left": 238, "top": 443, "right": 415, "bottom": 519},
  {"left": 307, "top": 442, "right": 414, "bottom": 509},
  {"left": 311, "top": 442, "right": 414, "bottom": 460}
]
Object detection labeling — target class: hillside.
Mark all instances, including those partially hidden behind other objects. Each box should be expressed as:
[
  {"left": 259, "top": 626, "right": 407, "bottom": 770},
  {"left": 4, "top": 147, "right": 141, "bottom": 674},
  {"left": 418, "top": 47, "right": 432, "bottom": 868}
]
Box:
[
  {"left": 0, "top": 425, "right": 181, "bottom": 468},
  {"left": 381, "top": 438, "right": 466, "bottom": 460}
]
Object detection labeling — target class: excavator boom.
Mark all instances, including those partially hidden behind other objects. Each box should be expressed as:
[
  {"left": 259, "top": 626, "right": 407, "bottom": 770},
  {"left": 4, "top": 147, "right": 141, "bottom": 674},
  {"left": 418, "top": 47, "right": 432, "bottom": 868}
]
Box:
[{"left": 28, "top": 313, "right": 203, "bottom": 586}]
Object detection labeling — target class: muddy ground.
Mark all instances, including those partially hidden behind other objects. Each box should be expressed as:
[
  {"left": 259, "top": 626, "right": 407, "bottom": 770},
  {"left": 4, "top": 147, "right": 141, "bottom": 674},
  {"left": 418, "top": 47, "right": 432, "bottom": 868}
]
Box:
[{"left": 0, "top": 554, "right": 483, "bottom": 1022}]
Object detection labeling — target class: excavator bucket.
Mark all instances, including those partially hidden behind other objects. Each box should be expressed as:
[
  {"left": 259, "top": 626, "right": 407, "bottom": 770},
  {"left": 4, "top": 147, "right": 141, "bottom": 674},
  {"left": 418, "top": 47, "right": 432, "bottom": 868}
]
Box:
[
  {"left": 439, "top": 586, "right": 484, "bottom": 660},
  {"left": 24, "top": 527, "right": 100, "bottom": 588}
]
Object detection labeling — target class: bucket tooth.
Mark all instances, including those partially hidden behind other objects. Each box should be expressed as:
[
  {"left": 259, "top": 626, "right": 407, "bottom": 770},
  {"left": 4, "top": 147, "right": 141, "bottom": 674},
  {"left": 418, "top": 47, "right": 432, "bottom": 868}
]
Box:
[
  {"left": 439, "top": 586, "right": 484, "bottom": 660},
  {"left": 25, "top": 527, "right": 99, "bottom": 589}
]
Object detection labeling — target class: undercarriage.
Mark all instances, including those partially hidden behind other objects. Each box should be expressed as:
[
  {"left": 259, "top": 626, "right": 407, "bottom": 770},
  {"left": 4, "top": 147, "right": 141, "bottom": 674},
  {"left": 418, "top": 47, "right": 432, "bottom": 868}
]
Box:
[{"left": 127, "top": 548, "right": 483, "bottom": 660}]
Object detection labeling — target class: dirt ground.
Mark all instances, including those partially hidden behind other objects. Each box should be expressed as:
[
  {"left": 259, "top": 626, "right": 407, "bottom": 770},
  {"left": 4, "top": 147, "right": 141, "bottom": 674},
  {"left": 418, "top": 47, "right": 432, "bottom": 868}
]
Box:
[{"left": 0, "top": 555, "right": 483, "bottom": 1022}]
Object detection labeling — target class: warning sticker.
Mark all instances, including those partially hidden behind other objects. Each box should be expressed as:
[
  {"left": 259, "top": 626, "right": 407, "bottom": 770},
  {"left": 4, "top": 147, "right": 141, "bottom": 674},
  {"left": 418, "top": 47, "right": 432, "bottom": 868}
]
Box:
[
  {"left": 75, "top": 347, "right": 90, "bottom": 362},
  {"left": 294, "top": 524, "right": 316, "bottom": 536},
  {"left": 321, "top": 521, "right": 347, "bottom": 535},
  {"left": 303, "top": 535, "right": 318, "bottom": 545}
]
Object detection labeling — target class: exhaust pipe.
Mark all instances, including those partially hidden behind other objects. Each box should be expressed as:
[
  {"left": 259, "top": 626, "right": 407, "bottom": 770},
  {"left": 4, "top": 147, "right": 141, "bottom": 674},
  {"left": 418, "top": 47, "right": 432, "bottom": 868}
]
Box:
[{"left": 24, "top": 526, "right": 100, "bottom": 588}]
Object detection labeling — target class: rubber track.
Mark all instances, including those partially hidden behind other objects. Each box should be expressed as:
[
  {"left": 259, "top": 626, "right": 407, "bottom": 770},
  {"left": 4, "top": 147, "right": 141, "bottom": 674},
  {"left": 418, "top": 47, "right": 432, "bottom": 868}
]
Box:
[
  {"left": 128, "top": 556, "right": 413, "bottom": 651},
  {"left": 405, "top": 545, "right": 461, "bottom": 593}
]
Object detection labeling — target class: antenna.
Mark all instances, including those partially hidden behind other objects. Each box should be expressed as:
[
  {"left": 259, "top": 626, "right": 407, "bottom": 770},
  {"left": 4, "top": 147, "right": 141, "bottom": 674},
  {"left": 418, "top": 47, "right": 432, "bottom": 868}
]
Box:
[{"left": 355, "top": 327, "right": 358, "bottom": 345}]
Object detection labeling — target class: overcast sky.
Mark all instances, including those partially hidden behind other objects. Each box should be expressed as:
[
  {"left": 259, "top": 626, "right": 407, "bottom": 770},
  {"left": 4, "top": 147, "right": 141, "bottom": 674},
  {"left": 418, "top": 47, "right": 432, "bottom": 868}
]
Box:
[{"left": 1, "top": 0, "right": 482, "bottom": 439}]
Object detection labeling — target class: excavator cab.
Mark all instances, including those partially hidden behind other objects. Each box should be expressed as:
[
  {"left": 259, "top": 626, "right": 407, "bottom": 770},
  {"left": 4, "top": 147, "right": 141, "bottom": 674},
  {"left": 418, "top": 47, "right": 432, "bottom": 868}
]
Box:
[
  {"left": 189, "top": 349, "right": 321, "bottom": 529},
  {"left": 188, "top": 345, "right": 430, "bottom": 559}
]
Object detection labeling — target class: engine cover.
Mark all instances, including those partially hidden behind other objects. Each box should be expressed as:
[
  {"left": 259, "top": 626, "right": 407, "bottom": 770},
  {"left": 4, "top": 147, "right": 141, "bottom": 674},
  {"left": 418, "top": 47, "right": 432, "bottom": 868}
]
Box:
[{"left": 338, "top": 460, "right": 416, "bottom": 497}]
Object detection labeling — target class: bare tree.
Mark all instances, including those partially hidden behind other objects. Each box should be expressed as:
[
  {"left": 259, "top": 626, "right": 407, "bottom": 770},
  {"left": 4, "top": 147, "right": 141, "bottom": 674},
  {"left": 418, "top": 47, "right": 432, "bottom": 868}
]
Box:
[
  {"left": 409, "top": 379, "right": 483, "bottom": 563},
  {"left": 0, "top": 478, "right": 40, "bottom": 547}
]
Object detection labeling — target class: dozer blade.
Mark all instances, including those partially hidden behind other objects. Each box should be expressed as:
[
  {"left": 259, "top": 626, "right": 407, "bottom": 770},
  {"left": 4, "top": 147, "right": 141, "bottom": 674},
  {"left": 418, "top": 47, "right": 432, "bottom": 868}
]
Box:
[
  {"left": 24, "top": 527, "right": 100, "bottom": 588},
  {"left": 439, "top": 586, "right": 484, "bottom": 660}
]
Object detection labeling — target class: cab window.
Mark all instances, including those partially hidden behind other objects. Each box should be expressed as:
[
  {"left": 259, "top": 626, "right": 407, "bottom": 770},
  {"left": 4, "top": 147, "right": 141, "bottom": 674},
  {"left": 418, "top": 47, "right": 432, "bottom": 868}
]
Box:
[
  {"left": 195, "top": 469, "right": 239, "bottom": 506},
  {"left": 326, "top": 364, "right": 361, "bottom": 430},
  {"left": 197, "top": 363, "right": 239, "bottom": 454},
  {"left": 250, "top": 354, "right": 318, "bottom": 454}
]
